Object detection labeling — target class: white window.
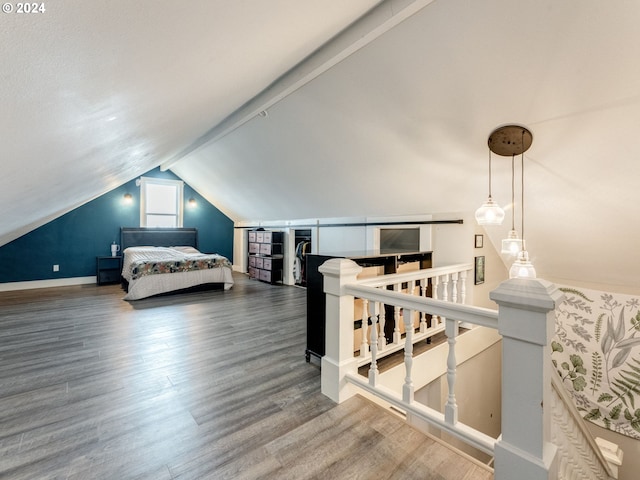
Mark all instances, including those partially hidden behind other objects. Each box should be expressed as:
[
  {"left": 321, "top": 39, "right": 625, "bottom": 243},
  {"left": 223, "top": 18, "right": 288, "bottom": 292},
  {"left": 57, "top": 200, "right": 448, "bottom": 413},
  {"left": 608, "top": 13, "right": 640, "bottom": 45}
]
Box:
[{"left": 139, "top": 177, "right": 184, "bottom": 227}]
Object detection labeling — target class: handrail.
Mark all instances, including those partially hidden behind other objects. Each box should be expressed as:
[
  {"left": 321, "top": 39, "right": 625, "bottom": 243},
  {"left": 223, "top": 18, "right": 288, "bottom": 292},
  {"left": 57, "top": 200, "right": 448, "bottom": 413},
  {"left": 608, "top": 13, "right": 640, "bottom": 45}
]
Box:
[
  {"left": 344, "top": 262, "right": 477, "bottom": 368},
  {"left": 551, "top": 368, "right": 616, "bottom": 479},
  {"left": 345, "top": 372, "right": 497, "bottom": 455},
  {"left": 320, "top": 258, "right": 623, "bottom": 479},
  {"left": 346, "top": 283, "right": 498, "bottom": 329},
  {"left": 334, "top": 264, "right": 500, "bottom": 462},
  {"left": 356, "top": 262, "right": 473, "bottom": 288}
]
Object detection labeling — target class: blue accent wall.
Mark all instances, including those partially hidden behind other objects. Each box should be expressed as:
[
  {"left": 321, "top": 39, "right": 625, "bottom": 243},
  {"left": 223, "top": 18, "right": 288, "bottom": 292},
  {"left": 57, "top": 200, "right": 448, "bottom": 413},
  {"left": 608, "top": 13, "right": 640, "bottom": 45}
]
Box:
[{"left": 0, "top": 168, "right": 234, "bottom": 283}]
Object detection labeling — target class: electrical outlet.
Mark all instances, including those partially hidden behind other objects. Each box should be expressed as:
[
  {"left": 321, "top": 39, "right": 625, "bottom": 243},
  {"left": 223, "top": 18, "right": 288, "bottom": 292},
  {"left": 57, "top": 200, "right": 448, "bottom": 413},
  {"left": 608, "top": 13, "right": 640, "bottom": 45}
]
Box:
[{"left": 53, "top": 264, "right": 59, "bottom": 272}]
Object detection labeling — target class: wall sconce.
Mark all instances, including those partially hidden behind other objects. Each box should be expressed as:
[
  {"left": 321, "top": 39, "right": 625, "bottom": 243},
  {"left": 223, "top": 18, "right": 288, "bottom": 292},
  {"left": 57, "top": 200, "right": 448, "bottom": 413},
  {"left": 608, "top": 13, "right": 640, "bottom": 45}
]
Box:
[
  {"left": 483, "top": 124, "right": 536, "bottom": 279},
  {"left": 123, "top": 193, "right": 133, "bottom": 205},
  {"left": 188, "top": 198, "right": 197, "bottom": 208}
]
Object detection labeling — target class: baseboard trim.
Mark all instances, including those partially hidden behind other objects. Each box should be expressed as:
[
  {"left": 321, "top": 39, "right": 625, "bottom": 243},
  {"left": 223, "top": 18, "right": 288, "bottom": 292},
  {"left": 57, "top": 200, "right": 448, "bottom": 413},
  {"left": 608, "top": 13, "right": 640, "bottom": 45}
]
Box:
[{"left": 0, "top": 276, "right": 97, "bottom": 292}]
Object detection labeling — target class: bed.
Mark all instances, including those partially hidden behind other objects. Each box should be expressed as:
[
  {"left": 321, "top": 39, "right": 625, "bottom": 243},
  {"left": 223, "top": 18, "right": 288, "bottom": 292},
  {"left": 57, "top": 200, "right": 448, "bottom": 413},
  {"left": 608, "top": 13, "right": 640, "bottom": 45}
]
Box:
[{"left": 120, "top": 227, "right": 234, "bottom": 300}]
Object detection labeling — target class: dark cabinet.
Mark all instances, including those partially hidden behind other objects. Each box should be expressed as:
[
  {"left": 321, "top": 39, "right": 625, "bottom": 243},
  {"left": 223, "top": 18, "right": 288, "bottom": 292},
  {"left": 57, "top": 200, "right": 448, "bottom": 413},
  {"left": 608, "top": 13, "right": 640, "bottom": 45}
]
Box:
[
  {"left": 305, "top": 250, "right": 432, "bottom": 362},
  {"left": 248, "top": 230, "right": 284, "bottom": 284},
  {"left": 96, "top": 256, "right": 122, "bottom": 285}
]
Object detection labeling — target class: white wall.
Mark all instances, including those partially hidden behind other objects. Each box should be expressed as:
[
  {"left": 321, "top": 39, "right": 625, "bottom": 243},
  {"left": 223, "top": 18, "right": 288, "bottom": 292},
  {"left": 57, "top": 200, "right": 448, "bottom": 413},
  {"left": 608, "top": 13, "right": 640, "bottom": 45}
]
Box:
[
  {"left": 413, "top": 340, "right": 502, "bottom": 464},
  {"left": 234, "top": 213, "right": 511, "bottom": 305},
  {"left": 431, "top": 211, "right": 509, "bottom": 309},
  {"left": 235, "top": 214, "right": 442, "bottom": 285},
  {"left": 544, "top": 274, "right": 640, "bottom": 297},
  {"left": 310, "top": 214, "right": 435, "bottom": 255},
  {"left": 315, "top": 223, "right": 367, "bottom": 253}
]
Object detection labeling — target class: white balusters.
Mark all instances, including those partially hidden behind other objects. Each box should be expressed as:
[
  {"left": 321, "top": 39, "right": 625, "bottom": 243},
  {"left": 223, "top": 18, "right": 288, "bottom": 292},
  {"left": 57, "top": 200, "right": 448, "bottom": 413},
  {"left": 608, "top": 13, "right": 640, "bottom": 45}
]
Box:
[
  {"left": 451, "top": 272, "right": 458, "bottom": 304},
  {"left": 432, "top": 275, "right": 440, "bottom": 301},
  {"left": 408, "top": 280, "right": 416, "bottom": 332},
  {"left": 377, "top": 301, "right": 386, "bottom": 351},
  {"left": 403, "top": 308, "right": 414, "bottom": 403},
  {"left": 419, "top": 278, "right": 428, "bottom": 333},
  {"left": 359, "top": 298, "right": 369, "bottom": 358},
  {"left": 352, "top": 268, "right": 471, "bottom": 366},
  {"left": 393, "top": 283, "right": 401, "bottom": 344},
  {"left": 459, "top": 270, "right": 467, "bottom": 304},
  {"left": 322, "top": 260, "right": 610, "bottom": 480},
  {"left": 445, "top": 318, "right": 459, "bottom": 425},
  {"left": 439, "top": 275, "right": 450, "bottom": 330},
  {"left": 441, "top": 274, "right": 450, "bottom": 302},
  {"left": 431, "top": 275, "right": 440, "bottom": 328},
  {"left": 368, "top": 302, "right": 379, "bottom": 386}
]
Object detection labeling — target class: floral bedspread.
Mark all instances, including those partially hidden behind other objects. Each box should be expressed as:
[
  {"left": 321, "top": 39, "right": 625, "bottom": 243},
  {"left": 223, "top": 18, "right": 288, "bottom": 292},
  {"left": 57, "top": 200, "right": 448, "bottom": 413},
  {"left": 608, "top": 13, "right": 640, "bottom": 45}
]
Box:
[
  {"left": 553, "top": 286, "right": 640, "bottom": 439},
  {"left": 130, "top": 254, "right": 232, "bottom": 281}
]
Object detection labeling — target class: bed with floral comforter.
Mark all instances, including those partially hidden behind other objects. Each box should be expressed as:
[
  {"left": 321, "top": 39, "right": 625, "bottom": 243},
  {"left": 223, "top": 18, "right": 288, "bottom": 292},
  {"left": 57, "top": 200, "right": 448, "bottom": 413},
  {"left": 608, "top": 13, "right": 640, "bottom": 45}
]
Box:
[{"left": 121, "top": 246, "right": 233, "bottom": 300}]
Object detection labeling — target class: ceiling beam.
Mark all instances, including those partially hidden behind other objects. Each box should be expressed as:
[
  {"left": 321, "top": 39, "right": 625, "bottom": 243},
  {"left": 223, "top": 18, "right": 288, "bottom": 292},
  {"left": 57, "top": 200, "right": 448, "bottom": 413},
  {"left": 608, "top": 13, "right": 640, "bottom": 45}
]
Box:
[{"left": 160, "top": 0, "right": 437, "bottom": 171}]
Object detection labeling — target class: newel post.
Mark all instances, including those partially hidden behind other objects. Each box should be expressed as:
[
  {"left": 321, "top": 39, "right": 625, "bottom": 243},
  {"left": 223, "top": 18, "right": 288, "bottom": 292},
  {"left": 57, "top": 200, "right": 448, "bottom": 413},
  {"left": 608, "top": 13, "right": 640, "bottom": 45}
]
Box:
[
  {"left": 319, "top": 258, "right": 363, "bottom": 403},
  {"left": 490, "top": 278, "right": 565, "bottom": 480}
]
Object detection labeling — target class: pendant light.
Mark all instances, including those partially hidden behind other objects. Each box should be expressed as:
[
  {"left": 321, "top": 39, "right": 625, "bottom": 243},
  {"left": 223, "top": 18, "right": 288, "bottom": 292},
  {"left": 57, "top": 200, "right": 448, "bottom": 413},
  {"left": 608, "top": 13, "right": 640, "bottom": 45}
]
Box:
[
  {"left": 509, "top": 142, "right": 536, "bottom": 278},
  {"left": 501, "top": 154, "right": 522, "bottom": 256},
  {"left": 483, "top": 125, "right": 535, "bottom": 278},
  {"left": 508, "top": 127, "right": 536, "bottom": 279},
  {"left": 475, "top": 149, "right": 505, "bottom": 225},
  {"left": 510, "top": 249, "right": 536, "bottom": 279}
]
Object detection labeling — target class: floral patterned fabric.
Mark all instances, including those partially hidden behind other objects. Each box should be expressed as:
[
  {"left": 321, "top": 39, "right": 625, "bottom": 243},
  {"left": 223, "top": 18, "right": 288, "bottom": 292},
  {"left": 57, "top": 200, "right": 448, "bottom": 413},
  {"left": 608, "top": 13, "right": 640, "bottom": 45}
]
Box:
[
  {"left": 130, "top": 254, "right": 232, "bottom": 281},
  {"left": 553, "top": 286, "right": 640, "bottom": 439}
]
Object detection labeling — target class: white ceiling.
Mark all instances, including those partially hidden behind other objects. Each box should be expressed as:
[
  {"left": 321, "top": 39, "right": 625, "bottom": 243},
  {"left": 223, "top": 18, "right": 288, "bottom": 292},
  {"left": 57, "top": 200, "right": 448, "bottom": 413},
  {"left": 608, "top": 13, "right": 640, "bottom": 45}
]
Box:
[
  {"left": 0, "top": 0, "right": 381, "bottom": 242},
  {"left": 3, "top": 0, "right": 640, "bottom": 291}
]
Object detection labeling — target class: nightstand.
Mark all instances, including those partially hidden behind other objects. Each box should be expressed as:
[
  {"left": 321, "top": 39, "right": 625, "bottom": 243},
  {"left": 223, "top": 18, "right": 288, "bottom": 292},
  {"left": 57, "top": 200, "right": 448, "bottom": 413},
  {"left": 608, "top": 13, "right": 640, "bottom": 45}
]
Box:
[{"left": 96, "top": 256, "right": 122, "bottom": 285}]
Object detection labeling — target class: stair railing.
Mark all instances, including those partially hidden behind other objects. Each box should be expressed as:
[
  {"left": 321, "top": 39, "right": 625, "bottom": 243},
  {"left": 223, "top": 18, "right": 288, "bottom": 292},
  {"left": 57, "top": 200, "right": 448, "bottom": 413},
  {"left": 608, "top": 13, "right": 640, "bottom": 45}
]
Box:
[
  {"left": 353, "top": 263, "right": 472, "bottom": 366},
  {"left": 551, "top": 368, "right": 620, "bottom": 478},
  {"left": 320, "top": 258, "right": 619, "bottom": 480}
]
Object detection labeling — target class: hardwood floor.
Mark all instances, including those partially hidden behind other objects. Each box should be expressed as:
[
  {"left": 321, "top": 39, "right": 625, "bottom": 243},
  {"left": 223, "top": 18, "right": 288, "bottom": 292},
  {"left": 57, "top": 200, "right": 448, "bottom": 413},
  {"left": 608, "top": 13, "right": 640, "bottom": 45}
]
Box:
[{"left": 0, "top": 273, "right": 492, "bottom": 479}]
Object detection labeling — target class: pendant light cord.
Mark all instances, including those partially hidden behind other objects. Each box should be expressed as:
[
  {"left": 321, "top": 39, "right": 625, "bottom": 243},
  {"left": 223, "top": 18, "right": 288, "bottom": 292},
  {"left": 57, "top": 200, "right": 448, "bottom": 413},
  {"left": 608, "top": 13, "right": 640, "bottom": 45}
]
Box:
[
  {"left": 511, "top": 154, "right": 515, "bottom": 230},
  {"left": 488, "top": 149, "right": 493, "bottom": 199},
  {"left": 520, "top": 129, "right": 526, "bottom": 251}
]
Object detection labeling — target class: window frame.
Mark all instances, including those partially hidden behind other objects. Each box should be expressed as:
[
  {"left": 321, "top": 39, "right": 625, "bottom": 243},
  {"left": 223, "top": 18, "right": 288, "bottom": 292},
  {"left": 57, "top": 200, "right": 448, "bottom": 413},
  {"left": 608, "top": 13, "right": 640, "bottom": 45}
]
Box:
[{"left": 139, "top": 177, "right": 184, "bottom": 228}]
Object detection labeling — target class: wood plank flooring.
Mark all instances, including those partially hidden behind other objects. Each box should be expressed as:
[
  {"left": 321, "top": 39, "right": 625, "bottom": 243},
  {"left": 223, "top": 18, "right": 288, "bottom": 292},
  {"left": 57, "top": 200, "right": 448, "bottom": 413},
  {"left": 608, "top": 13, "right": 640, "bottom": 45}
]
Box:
[{"left": 0, "top": 273, "right": 492, "bottom": 479}]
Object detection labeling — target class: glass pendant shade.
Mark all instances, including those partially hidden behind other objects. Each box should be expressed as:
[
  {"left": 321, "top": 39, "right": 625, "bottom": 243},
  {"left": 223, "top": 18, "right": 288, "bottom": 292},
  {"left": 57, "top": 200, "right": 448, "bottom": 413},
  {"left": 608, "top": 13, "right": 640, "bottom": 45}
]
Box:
[
  {"left": 501, "top": 230, "right": 522, "bottom": 256},
  {"left": 475, "top": 197, "right": 505, "bottom": 225},
  {"left": 509, "top": 250, "right": 536, "bottom": 279}
]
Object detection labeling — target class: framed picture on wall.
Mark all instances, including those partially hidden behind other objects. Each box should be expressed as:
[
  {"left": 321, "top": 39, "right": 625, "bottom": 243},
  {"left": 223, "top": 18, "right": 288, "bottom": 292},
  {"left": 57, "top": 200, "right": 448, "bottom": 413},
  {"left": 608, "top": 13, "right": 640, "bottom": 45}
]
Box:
[
  {"left": 475, "top": 255, "right": 485, "bottom": 285},
  {"left": 474, "top": 234, "right": 483, "bottom": 248}
]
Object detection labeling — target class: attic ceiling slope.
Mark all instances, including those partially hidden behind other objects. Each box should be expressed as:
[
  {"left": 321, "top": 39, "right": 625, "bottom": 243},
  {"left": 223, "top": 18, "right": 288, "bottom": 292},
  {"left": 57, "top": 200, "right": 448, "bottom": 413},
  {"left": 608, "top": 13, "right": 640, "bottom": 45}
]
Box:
[
  {"left": 0, "top": 0, "right": 381, "bottom": 247},
  {"left": 161, "top": 0, "right": 437, "bottom": 169},
  {"left": 173, "top": 0, "right": 640, "bottom": 291}
]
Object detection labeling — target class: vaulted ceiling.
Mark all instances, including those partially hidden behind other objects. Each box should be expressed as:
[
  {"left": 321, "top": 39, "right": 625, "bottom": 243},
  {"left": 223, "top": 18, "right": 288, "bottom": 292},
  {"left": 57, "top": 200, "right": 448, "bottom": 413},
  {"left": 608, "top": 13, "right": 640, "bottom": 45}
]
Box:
[{"left": 2, "top": 0, "right": 639, "bottom": 291}]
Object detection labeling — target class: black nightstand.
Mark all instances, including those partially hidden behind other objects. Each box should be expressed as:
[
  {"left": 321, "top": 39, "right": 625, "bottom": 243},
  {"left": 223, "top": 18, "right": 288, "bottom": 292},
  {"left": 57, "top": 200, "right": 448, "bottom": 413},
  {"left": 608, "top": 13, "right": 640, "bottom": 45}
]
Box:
[{"left": 96, "top": 256, "right": 122, "bottom": 285}]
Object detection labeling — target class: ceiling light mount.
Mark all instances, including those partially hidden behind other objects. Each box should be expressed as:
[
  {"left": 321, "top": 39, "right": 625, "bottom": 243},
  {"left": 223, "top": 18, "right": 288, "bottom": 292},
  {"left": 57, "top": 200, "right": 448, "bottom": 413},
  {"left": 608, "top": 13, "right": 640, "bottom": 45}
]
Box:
[{"left": 488, "top": 125, "right": 532, "bottom": 157}]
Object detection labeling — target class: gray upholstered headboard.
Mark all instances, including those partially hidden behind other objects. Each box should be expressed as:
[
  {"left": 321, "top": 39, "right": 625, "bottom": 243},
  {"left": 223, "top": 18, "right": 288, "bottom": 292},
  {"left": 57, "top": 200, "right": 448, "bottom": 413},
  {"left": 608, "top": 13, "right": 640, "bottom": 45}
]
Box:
[{"left": 120, "top": 227, "right": 198, "bottom": 251}]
